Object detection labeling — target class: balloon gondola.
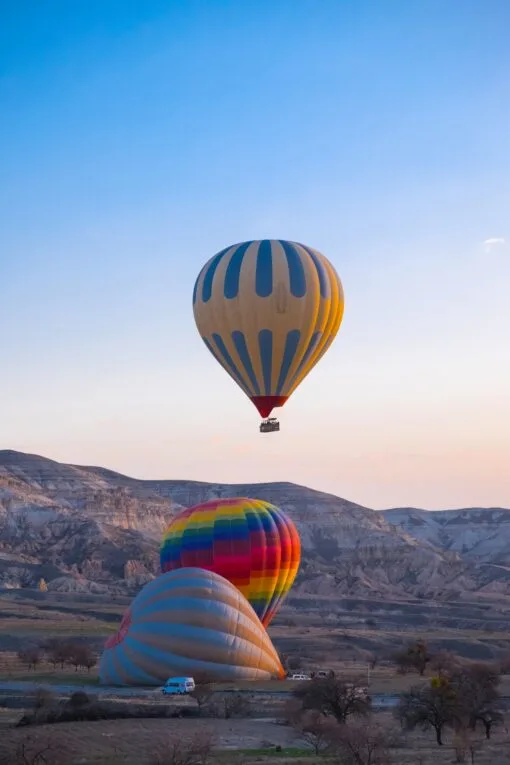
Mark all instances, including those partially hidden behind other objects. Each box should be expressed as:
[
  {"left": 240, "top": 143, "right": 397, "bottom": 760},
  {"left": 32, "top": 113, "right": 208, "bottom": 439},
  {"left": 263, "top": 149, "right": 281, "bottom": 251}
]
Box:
[
  {"left": 192, "top": 239, "right": 344, "bottom": 431},
  {"left": 259, "top": 417, "right": 280, "bottom": 433}
]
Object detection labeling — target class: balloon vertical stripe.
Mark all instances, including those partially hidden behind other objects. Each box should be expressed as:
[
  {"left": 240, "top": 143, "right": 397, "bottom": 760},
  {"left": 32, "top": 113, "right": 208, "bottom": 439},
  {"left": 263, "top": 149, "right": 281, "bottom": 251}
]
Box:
[
  {"left": 258, "top": 329, "right": 273, "bottom": 396},
  {"left": 201, "top": 247, "right": 231, "bottom": 302},
  {"left": 275, "top": 330, "right": 301, "bottom": 396},
  {"left": 211, "top": 333, "right": 251, "bottom": 394},
  {"left": 299, "top": 243, "right": 330, "bottom": 298},
  {"left": 224, "top": 241, "right": 252, "bottom": 299},
  {"left": 286, "top": 330, "right": 322, "bottom": 391},
  {"left": 232, "top": 331, "right": 261, "bottom": 395},
  {"left": 280, "top": 240, "right": 307, "bottom": 297},
  {"left": 193, "top": 240, "right": 344, "bottom": 418},
  {"left": 255, "top": 240, "right": 273, "bottom": 297}
]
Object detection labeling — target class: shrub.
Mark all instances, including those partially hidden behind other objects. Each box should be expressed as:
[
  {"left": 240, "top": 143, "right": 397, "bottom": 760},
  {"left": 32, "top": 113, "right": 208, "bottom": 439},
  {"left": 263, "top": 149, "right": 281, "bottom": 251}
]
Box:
[
  {"left": 292, "top": 676, "right": 371, "bottom": 724},
  {"left": 17, "top": 696, "right": 197, "bottom": 727},
  {"left": 0, "top": 732, "right": 61, "bottom": 765},
  {"left": 223, "top": 693, "right": 251, "bottom": 719},
  {"left": 150, "top": 730, "right": 215, "bottom": 765},
  {"left": 189, "top": 673, "right": 215, "bottom": 709},
  {"left": 328, "top": 718, "right": 395, "bottom": 765}
]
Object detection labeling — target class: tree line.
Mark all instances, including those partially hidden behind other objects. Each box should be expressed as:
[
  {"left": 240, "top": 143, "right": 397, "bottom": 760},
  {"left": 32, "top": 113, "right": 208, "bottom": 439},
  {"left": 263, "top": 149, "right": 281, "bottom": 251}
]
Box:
[{"left": 17, "top": 639, "right": 97, "bottom": 673}]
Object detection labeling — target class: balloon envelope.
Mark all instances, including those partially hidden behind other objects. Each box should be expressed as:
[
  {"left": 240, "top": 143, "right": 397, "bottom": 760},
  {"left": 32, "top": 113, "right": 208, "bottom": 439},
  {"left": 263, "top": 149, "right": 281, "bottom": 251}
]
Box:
[
  {"left": 99, "top": 568, "right": 285, "bottom": 686},
  {"left": 160, "top": 497, "right": 301, "bottom": 626},
  {"left": 192, "top": 239, "right": 344, "bottom": 417}
]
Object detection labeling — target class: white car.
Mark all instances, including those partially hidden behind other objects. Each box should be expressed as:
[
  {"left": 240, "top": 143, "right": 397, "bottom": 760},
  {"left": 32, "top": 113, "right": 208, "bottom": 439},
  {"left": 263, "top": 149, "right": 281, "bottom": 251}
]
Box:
[
  {"left": 161, "top": 676, "right": 195, "bottom": 695},
  {"left": 288, "top": 673, "right": 310, "bottom": 681}
]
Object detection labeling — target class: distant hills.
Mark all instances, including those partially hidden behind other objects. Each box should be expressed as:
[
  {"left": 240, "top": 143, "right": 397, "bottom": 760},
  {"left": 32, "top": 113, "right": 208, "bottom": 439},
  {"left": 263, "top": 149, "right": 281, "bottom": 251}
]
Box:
[{"left": 1, "top": 449, "right": 510, "bottom": 603}]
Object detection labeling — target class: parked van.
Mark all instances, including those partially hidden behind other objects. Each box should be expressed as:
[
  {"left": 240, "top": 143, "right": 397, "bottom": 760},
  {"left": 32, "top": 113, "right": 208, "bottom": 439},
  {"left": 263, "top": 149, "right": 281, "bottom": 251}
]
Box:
[
  {"left": 288, "top": 673, "right": 310, "bottom": 681},
  {"left": 161, "top": 676, "right": 195, "bottom": 695}
]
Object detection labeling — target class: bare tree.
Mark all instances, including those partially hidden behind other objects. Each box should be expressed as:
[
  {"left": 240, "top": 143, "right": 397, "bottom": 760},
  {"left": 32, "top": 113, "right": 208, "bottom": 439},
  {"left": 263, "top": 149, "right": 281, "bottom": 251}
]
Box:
[
  {"left": 67, "top": 644, "right": 84, "bottom": 672},
  {"left": 395, "top": 680, "right": 457, "bottom": 746},
  {"left": 393, "top": 640, "right": 431, "bottom": 676},
  {"left": 44, "top": 639, "right": 72, "bottom": 670},
  {"left": 328, "top": 718, "right": 394, "bottom": 765},
  {"left": 429, "top": 650, "right": 460, "bottom": 677},
  {"left": 452, "top": 723, "right": 485, "bottom": 765},
  {"left": 287, "top": 707, "right": 334, "bottom": 755},
  {"left": 189, "top": 673, "right": 215, "bottom": 711},
  {"left": 78, "top": 646, "right": 97, "bottom": 673},
  {"left": 0, "top": 732, "right": 60, "bottom": 765},
  {"left": 150, "top": 730, "right": 215, "bottom": 765},
  {"left": 65, "top": 643, "right": 95, "bottom": 672},
  {"left": 17, "top": 648, "right": 42, "bottom": 672},
  {"left": 450, "top": 663, "right": 504, "bottom": 740},
  {"left": 292, "top": 676, "right": 371, "bottom": 724}
]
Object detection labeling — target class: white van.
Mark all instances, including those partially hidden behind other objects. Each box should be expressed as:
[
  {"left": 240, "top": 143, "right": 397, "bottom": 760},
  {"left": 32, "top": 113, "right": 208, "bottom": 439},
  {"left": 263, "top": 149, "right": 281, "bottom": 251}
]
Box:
[
  {"left": 161, "top": 676, "right": 195, "bottom": 695},
  {"left": 288, "top": 673, "right": 310, "bottom": 681}
]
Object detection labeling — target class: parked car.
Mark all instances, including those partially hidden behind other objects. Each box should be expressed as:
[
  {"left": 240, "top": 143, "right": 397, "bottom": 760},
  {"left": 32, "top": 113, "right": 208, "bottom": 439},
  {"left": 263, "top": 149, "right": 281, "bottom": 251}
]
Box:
[
  {"left": 288, "top": 672, "right": 310, "bottom": 681},
  {"left": 161, "top": 676, "right": 195, "bottom": 695}
]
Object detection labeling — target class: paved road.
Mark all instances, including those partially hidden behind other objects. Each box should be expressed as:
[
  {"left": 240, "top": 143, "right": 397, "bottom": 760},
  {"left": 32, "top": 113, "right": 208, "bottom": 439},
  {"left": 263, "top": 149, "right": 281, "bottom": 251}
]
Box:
[
  {"left": 0, "top": 680, "right": 152, "bottom": 697},
  {"left": 3, "top": 680, "right": 510, "bottom": 714},
  {"left": 0, "top": 679, "right": 400, "bottom": 707}
]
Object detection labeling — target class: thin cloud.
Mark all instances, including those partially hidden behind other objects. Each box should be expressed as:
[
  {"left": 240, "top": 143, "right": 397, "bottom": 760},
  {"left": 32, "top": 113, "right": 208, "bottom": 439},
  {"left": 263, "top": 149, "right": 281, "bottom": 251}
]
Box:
[{"left": 483, "top": 237, "right": 506, "bottom": 253}]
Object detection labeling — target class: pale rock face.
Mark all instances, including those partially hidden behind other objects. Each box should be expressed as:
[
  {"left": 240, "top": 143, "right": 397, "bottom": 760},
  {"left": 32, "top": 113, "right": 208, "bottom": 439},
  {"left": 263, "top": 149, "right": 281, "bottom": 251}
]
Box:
[
  {"left": 1, "top": 450, "right": 510, "bottom": 602},
  {"left": 383, "top": 507, "right": 510, "bottom": 562}
]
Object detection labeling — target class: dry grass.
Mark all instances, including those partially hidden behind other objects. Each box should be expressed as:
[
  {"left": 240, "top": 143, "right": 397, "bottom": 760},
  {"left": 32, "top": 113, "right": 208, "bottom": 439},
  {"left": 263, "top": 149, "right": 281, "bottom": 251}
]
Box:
[
  {"left": 4, "top": 652, "right": 510, "bottom": 698},
  {"left": 0, "top": 713, "right": 508, "bottom": 764}
]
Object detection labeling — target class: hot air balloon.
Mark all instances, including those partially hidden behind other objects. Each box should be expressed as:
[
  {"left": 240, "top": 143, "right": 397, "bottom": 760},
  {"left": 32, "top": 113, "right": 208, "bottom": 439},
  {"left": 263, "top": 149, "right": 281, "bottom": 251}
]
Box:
[
  {"left": 192, "top": 239, "right": 344, "bottom": 432},
  {"left": 99, "top": 568, "right": 285, "bottom": 686},
  {"left": 160, "top": 497, "right": 300, "bottom": 627}
]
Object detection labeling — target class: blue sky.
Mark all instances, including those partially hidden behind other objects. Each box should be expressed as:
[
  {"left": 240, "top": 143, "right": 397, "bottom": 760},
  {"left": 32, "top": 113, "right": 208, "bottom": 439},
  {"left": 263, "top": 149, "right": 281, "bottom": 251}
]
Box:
[{"left": 1, "top": 0, "right": 509, "bottom": 509}]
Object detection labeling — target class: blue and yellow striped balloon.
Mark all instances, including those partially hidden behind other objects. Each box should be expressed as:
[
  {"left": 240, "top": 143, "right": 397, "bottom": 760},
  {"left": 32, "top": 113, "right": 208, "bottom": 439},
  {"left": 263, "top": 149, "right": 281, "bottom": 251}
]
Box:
[
  {"left": 99, "top": 568, "right": 285, "bottom": 686},
  {"left": 192, "top": 240, "right": 344, "bottom": 418}
]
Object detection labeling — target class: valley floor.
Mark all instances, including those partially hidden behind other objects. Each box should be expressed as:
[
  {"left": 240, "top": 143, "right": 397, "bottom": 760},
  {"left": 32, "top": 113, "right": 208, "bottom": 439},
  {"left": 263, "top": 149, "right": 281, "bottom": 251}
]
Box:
[
  {"left": 3, "top": 588, "right": 510, "bottom": 763},
  {"left": 0, "top": 715, "right": 509, "bottom": 764}
]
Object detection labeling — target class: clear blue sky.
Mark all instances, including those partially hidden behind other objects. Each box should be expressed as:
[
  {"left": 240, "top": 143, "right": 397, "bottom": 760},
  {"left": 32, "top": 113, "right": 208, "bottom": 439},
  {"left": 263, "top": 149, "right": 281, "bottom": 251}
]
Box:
[{"left": 1, "top": 0, "right": 509, "bottom": 509}]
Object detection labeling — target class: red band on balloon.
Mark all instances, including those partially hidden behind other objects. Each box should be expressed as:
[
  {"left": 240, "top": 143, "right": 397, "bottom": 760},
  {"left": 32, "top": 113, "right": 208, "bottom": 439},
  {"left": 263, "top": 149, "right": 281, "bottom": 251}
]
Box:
[
  {"left": 105, "top": 608, "right": 132, "bottom": 649},
  {"left": 251, "top": 395, "right": 288, "bottom": 417}
]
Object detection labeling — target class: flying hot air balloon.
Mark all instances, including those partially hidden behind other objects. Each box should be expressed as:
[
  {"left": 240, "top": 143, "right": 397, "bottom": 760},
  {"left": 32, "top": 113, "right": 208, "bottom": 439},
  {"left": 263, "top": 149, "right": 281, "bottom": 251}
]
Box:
[
  {"left": 160, "top": 497, "right": 301, "bottom": 627},
  {"left": 99, "top": 568, "right": 285, "bottom": 685},
  {"left": 192, "top": 239, "right": 344, "bottom": 432}
]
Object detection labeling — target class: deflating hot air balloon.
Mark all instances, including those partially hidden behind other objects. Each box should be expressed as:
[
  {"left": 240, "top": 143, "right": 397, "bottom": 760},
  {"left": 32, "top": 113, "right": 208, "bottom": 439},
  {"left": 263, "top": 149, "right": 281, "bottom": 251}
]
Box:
[
  {"left": 192, "top": 239, "right": 344, "bottom": 431},
  {"left": 160, "top": 498, "right": 300, "bottom": 627},
  {"left": 99, "top": 568, "right": 285, "bottom": 686}
]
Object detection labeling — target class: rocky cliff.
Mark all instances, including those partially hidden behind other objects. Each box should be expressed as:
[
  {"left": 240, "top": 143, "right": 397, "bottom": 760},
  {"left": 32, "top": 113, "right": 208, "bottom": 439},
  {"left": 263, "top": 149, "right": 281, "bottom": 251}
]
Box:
[{"left": 1, "top": 450, "right": 510, "bottom": 602}]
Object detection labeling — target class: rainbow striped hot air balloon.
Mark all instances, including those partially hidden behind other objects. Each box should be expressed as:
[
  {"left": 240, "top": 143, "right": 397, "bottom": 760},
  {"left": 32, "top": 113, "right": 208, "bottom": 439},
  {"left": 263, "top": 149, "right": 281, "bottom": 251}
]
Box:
[
  {"left": 160, "top": 498, "right": 300, "bottom": 627},
  {"left": 99, "top": 568, "right": 285, "bottom": 686},
  {"left": 192, "top": 240, "right": 344, "bottom": 425}
]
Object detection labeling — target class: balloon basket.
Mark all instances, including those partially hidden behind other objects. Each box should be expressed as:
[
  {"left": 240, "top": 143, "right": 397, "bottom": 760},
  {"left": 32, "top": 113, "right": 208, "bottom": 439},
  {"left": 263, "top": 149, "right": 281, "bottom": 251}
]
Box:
[{"left": 259, "top": 418, "right": 280, "bottom": 433}]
